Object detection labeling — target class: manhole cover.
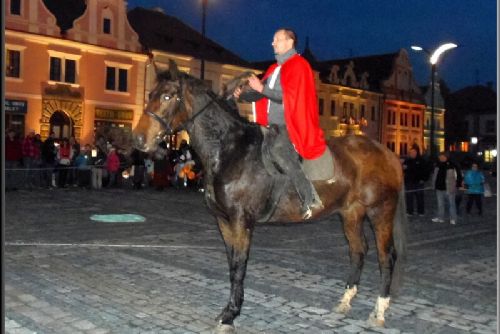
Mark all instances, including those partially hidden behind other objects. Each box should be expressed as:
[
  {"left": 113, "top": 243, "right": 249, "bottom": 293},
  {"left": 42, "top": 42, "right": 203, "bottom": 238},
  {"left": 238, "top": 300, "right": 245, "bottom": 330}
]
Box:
[{"left": 90, "top": 214, "right": 146, "bottom": 223}]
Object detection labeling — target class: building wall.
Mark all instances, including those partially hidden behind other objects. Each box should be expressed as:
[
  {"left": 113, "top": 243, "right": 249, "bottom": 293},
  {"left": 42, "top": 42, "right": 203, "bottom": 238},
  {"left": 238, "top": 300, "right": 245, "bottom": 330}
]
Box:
[
  {"left": 380, "top": 49, "right": 426, "bottom": 156},
  {"left": 5, "top": 0, "right": 147, "bottom": 145}
]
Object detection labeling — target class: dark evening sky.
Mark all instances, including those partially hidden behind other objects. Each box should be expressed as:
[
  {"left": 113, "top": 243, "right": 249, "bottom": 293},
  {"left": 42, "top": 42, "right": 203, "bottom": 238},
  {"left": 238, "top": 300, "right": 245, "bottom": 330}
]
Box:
[{"left": 126, "top": 0, "right": 497, "bottom": 92}]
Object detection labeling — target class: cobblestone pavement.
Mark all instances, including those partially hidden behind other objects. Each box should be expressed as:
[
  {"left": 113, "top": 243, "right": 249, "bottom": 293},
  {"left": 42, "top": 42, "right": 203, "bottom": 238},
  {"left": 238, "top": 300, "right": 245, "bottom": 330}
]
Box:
[{"left": 4, "top": 178, "right": 498, "bottom": 334}]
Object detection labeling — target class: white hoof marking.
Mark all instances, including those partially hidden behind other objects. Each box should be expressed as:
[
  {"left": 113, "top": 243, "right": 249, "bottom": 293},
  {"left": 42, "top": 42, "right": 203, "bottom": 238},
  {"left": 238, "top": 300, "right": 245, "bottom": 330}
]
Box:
[{"left": 334, "top": 286, "right": 357, "bottom": 314}]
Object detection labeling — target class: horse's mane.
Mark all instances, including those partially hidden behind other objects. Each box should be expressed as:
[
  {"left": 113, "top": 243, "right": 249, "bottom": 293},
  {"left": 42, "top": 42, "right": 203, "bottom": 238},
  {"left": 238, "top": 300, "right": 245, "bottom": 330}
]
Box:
[{"left": 156, "top": 69, "right": 257, "bottom": 130}]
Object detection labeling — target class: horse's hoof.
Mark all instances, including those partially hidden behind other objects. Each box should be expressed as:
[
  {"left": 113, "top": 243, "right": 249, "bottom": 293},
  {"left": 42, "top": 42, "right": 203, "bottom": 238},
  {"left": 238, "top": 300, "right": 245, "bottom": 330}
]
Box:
[
  {"left": 367, "top": 313, "right": 385, "bottom": 327},
  {"left": 213, "top": 322, "right": 236, "bottom": 334},
  {"left": 334, "top": 302, "right": 351, "bottom": 314}
]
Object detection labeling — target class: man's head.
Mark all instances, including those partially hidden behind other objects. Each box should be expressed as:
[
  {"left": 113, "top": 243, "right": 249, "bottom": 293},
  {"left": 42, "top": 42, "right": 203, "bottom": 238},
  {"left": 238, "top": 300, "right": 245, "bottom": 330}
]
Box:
[
  {"left": 409, "top": 148, "right": 418, "bottom": 159},
  {"left": 471, "top": 162, "right": 479, "bottom": 170},
  {"left": 438, "top": 151, "right": 449, "bottom": 163},
  {"left": 272, "top": 28, "right": 297, "bottom": 55}
]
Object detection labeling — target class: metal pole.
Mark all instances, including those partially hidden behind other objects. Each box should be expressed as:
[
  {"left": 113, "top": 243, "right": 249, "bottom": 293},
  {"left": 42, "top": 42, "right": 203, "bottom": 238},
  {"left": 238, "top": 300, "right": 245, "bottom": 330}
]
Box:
[
  {"left": 430, "top": 63, "right": 436, "bottom": 159},
  {"left": 200, "top": 0, "right": 207, "bottom": 80}
]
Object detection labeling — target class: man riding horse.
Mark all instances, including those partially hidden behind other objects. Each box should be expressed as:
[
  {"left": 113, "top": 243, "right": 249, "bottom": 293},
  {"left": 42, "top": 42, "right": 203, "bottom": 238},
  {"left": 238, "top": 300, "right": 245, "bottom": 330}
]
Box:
[{"left": 234, "top": 27, "right": 332, "bottom": 219}]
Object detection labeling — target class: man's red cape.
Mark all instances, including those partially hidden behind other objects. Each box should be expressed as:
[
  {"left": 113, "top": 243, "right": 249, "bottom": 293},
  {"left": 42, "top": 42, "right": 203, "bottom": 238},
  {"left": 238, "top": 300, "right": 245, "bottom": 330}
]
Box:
[{"left": 253, "top": 54, "right": 326, "bottom": 160}]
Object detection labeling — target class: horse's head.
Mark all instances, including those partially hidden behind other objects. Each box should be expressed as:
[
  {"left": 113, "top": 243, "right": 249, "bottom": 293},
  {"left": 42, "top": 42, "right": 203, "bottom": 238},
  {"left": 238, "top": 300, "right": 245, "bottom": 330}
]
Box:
[{"left": 133, "top": 60, "right": 195, "bottom": 152}]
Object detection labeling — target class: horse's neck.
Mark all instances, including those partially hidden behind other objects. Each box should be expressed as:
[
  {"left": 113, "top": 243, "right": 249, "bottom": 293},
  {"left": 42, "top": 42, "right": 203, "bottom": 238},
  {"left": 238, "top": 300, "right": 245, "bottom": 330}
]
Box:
[{"left": 187, "top": 94, "right": 246, "bottom": 170}]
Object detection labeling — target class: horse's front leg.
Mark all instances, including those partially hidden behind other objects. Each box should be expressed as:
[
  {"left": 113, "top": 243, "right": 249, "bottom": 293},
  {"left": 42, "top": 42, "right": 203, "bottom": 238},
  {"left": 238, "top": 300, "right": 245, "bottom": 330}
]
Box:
[{"left": 214, "top": 216, "right": 254, "bottom": 333}]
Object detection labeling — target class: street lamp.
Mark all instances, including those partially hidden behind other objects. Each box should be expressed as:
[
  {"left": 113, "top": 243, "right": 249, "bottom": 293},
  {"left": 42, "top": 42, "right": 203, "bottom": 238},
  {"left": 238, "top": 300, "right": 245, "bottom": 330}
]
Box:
[
  {"left": 411, "top": 43, "right": 457, "bottom": 159},
  {"left": 200, "top": 0, "right": 208, "bottom": 80}
]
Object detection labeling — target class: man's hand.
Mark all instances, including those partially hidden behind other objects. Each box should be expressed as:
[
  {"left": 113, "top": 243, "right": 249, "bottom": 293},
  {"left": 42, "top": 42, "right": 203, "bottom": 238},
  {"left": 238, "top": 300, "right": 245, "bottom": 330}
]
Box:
[{"left": 248, "top": 74, "right": 264, "bottom": 93}]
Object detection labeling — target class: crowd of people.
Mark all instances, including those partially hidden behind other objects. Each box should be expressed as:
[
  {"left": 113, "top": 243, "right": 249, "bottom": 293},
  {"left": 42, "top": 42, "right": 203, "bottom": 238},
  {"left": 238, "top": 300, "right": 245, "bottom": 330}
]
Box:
[
  {"left": 5, "top": 128, "right": 492, "bottom": 223},
  {"left": 5, "top": 129, "right": 203, "bottom": 192},
  {"left": 402, "top": 145, "right": 491, "bottom": 225}
]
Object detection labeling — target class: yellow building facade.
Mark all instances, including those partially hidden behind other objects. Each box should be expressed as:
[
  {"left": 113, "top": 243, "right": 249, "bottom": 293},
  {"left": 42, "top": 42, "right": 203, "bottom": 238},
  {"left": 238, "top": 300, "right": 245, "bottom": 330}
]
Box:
[{"left": 5, "top": 0, "right": 148, "bottom": 145}]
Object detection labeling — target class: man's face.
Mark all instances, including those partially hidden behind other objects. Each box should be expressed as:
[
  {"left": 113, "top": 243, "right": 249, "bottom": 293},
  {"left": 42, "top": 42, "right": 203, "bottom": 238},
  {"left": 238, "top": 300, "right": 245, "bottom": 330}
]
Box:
[
  {"left": 409, "top": 149, "right": 417, "bottom": 159},
  {"left": 438, "top": 154, "right": 447, "bottom": 162},
  {"left": 272, "top": 30, "right": 294, "bottom": 55}
]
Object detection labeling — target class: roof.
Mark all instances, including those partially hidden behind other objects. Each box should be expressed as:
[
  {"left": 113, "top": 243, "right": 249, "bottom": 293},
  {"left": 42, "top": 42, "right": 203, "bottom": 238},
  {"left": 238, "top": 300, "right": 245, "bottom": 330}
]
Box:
[
  {"left": 447, "top": 85, "right": 497, "bottom": 115},
  {"left": 317, "top": 52, "right": 398, "bottom": 91},
  {"left": 127, "top": 7, "right": 250, "bottom": 67}
]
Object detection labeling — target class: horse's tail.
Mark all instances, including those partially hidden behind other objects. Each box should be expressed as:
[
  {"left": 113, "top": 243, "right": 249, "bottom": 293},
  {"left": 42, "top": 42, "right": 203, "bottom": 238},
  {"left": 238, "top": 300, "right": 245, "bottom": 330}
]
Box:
[{"left": 390, "top": 182, "right": 408, "bottom": 296}]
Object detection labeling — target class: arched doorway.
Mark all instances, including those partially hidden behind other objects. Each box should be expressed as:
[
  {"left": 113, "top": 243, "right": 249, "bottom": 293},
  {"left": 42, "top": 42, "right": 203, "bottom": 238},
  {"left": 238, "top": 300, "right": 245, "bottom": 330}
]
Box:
[{"left": 49, "top": 110, "right": 73, "bottom": 141}]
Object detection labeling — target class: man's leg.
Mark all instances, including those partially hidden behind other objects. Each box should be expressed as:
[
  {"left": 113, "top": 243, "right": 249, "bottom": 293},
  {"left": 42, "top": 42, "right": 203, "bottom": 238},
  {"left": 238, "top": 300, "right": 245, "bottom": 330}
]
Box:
[
  {"left": 268, "top": 126, "right": 317, "bottom": 217},
  {"left": 416, "top": 184, "right": 425, "bottom": 214},
  {"left": 435, "top": 190, "right": 445, "bottom": 221},
  {"left": 448, "top": 192, "right": 457, "bottom": 223},
  {"left": 405, "top": 183, "right": 415, "bottom": 214}
]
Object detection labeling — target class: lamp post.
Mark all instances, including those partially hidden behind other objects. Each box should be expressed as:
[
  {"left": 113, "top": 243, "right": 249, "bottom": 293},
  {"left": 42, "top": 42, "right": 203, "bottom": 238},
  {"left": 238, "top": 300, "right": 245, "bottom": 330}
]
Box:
[
  {"left": 200, "top": 0, "right": 208, "bottom": 80},
  {"left": 411, "top": 43, "right": 457, "bottom": 159}
]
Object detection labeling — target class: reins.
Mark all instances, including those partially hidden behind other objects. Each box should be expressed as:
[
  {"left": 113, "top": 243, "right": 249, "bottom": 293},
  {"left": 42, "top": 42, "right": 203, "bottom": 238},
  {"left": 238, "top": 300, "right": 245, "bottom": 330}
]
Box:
[{"left": 147, "top": 76, "right": 227, "bottom": 133}]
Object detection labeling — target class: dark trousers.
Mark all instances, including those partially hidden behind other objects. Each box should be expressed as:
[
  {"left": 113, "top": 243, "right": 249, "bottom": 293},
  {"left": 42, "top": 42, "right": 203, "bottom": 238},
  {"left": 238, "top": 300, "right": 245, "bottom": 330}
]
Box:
[
  {"left": 405, "top": 182, "right": 425, "bottom": 214},
  {"left": 77, "top": 169, "right": 91, "bottom": 188},
  {"left": 466, "top": 194, "right": 482, "bottom": 214},
  {"left": 268, "top": 125, "right": 314, "bottom": 208}
]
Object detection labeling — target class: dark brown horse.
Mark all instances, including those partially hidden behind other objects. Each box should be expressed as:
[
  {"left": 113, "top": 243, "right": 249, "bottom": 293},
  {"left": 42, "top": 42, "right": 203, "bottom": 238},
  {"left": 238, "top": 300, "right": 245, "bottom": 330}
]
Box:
[{"left": 133, "top": 61, "right": 407, "bottom": 333}]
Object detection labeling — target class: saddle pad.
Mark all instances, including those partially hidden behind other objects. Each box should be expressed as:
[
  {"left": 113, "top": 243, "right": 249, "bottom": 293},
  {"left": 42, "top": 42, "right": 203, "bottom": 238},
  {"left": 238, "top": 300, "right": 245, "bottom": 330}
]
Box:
[
  {"left": 90, "top": 214, "right": 146, "bottom": 223},
  {"left": 302, "top": 147, "right": 335, "bottom": 181}
]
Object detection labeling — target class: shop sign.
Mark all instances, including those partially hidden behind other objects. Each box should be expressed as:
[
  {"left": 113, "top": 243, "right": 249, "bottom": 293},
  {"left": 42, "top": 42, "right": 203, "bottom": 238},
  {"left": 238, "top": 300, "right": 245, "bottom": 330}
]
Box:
[
  {"left": 95, "top": 108, "right": 133, "bottom": 121},
  {"left": 5, "top": 99, "right": 28, "bottom": 114}
]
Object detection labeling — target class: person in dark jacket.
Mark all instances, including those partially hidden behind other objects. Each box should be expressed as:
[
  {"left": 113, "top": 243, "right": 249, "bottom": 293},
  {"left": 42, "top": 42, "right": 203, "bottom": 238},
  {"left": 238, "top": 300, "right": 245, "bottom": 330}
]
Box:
[
  {"left": 5, "top": 129, "right": 23, "bottom": 191},
  {"left": 41, "top": 132, "right": 57, "bottom": 189},
  {"left": 130, "top": 148, "right": 146, "bottom": 189},
  {"left": 402, "top": 148, "right": 428, "bottom": 216},
  {"left": 431, "top": 152, "right": 463, "bottom": 225}
]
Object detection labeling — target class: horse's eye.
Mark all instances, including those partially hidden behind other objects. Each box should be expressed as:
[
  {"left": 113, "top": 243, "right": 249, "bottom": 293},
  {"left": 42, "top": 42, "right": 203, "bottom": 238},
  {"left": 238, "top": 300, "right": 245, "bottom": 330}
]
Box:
[{"left": 161, "top": 94, "right": 171, "bottom": 101}]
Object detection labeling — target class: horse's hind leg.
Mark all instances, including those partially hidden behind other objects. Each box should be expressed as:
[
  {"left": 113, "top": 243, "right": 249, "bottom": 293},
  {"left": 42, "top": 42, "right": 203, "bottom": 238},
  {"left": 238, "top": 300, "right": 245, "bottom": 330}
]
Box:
[
  {"left": 335, "top": 202, "right": 367, "bottom": 314},
  {"left": 366, "top": 199, "right": 398, "bottom": 327},
  {"left": 214, "top": 216, "right": 254, "bottom": 334}
]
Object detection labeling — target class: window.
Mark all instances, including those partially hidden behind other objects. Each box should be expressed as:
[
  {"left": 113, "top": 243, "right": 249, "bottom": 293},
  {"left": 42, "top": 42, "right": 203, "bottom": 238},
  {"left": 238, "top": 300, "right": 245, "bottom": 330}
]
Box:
[
  {"left": 343, "top": 102, "right": 348, "bottom": 117},
  {"left": 387, "top": 110, "right": 391, "bottom": 125},
  {"left": 371, "top": 106, "right": 376, "bottom": 121},
  {"left": 330, "top": 100, "right": 336, "bottom": 116},
  {"left": 360, "top": 105, "right": 365, "bottom": 119},
  {"left": 106, "top": 66, "right": 128, "bottom": 92},
  {"left": 49, "top": 57, "right": 77, "bottom": 84},
  {"left": 103, "top": 18, "right": 111, "bottom": 34},
  {"left": 318, "top": 98, "right": 324, "bottom": 115},
  {"left": 411, "top": 114, "right": 415, "bottom": 127},
  {"left": 349, "top": 103, "right": 355, "bottom": 117},
  {"left": 10, "top": 0, "right": 21, "bottom": 15},
  {"left": 6, "top": 50, "right": 20, "bottom": 77},
  {"left": 416, "top": 115, "right": 420, "bottom": 127}
]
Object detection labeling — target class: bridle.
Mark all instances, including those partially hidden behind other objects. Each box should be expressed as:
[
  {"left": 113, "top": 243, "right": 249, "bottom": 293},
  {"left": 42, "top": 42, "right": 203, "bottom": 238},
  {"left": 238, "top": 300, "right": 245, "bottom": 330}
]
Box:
[{"left": 146, "top": 76, "right": 220, "bottom": 134}]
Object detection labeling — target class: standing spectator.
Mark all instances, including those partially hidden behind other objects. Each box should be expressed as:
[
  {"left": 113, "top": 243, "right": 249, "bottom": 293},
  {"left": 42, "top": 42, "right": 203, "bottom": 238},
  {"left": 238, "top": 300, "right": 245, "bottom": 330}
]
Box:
[
  {"left": 130, "top": 148, "right": 146, "bottom": 190},
  {"left": 402, "top": 148, "right": 427, "bottom": 216},
  {"left": 90, "top": 145, "right": 106, "bottom": 190},
  {"left": 33, "top": 134, "right": 43, "bottom": 187},
  {"left": 431, "top": 152, "right": 463, "bottom": 225},
  {"left": 57, "top": 138, "right": 73, "bottom": 188},
  {"left": 153, "top": 141, "right": 170, "bottom": 190},
  {"left": 116, "top": 148, "right": 128, "bottom": 187},
  {"left": 106, "top": 146, "right": 120, "bottom": 187},
  {"left": 41, "top": 132, "right": 57, "bottom": 189},
  {"left": 68, "top": 136, "right": 81, "bottom": 186},
  {"left": 464, "top": 162, "right": 485, "bottom": 216},
  {"left": 22, "top": 129, "right": 37, "bottom": 189},
  {"left": 74, "top": 144, "right": 92, "bottom": 189},
  {"left": 5, "top": 129, "right": 22, "bottom": 191}
]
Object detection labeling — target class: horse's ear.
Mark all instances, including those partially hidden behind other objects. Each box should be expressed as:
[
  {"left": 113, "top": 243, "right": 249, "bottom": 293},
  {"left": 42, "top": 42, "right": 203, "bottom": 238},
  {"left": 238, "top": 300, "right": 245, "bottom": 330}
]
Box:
[{"left": 169, "top": 59, "right": 179, "bottom": 80}]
